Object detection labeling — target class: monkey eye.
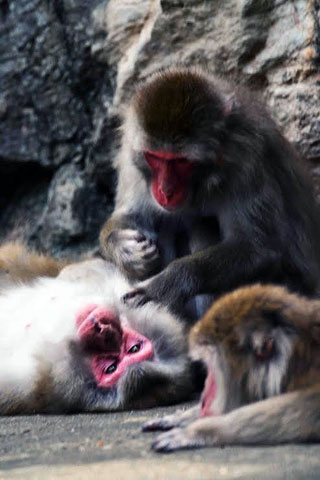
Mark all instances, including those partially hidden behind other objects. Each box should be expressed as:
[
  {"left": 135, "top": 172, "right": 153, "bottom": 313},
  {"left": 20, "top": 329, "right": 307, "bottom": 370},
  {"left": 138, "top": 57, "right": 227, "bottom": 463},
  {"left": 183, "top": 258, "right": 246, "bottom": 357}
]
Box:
[
  {"left": 128, "top": 343, "right": 141, "bottom": 354},
  {"left": 104, "top": 362, "right": 117, "bottom": 374}
]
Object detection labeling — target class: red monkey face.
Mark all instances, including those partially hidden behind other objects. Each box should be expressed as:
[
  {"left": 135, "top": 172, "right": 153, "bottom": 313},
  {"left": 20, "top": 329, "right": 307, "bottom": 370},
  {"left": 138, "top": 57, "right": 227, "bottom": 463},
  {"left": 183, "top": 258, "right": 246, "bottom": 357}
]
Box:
[
  {"left": 144, "top": 150, "right": 194, "bottom": 210},
  {"left": 76, "top": 305, "right": 154, "bottom": 388}
]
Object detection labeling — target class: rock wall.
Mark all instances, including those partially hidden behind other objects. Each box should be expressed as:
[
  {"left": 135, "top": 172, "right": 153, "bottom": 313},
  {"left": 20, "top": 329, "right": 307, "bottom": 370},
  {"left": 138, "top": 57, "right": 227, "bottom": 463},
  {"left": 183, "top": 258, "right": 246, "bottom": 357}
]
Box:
[{"left": 0, "top": 0, "right": 319, "bottom": 257}]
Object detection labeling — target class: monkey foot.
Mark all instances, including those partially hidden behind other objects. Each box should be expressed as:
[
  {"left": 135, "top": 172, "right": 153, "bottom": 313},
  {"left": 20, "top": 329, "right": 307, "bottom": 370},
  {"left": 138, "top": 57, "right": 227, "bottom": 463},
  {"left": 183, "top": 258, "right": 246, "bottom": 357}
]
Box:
[
  {"left": 142, "top": 416, "right": 176, "bottom": 432},
  {"left": 152, "top": 428, "right": 205, "bottom": 453}
]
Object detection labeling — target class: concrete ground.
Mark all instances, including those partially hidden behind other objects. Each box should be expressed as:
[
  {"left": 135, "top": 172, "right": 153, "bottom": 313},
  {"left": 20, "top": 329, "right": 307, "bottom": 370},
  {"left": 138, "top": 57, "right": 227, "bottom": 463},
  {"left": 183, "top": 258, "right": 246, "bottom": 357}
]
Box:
[{"left": 1, "top": 402, "right": 320, "bottom": 480}]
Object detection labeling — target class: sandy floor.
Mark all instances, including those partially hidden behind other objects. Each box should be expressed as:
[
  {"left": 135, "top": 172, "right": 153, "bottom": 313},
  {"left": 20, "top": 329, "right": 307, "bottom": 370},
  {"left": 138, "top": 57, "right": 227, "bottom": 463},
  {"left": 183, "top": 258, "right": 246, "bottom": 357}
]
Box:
[{"left": 1, "top": 403, "right": 320, "bottom": 480}]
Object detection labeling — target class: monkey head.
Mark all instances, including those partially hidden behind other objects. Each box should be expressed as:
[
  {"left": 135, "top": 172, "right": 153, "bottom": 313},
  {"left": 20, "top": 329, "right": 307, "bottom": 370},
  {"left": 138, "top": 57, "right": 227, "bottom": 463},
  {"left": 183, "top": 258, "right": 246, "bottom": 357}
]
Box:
[
  {"left": 130, "top": 69, "right": 228, "bottom": 211},
  {"left": 76, "top": 304, "right": 154, "bottom": 389},
  {"left": 188, "top": 284, "right": 320, "bottom": 418},
  {"left": 0, "top": 260, "right": 193, "bottom": 414}
]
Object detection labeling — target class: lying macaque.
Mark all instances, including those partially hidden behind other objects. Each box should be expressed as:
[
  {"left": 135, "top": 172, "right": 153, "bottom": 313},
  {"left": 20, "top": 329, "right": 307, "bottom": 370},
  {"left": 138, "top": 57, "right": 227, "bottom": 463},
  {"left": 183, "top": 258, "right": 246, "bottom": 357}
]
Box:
[
  {"left": 145, "top": 284, "right": 320, "bottom": 450},
  {"left": 0, "top": 244, "right": 193, "bottom": 414}
]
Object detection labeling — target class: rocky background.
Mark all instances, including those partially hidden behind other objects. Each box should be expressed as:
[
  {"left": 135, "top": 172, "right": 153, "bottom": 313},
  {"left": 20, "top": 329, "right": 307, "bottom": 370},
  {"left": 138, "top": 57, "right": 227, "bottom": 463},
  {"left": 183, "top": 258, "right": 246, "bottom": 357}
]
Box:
[{"left": 0, "top": 0, "right": 319, "bottom": 258}]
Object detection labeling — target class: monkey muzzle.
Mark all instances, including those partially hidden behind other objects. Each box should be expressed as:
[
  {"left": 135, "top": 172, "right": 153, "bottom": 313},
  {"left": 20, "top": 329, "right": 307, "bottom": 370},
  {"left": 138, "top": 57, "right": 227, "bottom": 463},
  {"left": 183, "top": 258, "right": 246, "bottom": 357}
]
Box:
[
  {"left": 144, "top": 150, "right": 194, "bottom": 209},
  {"left": 76, "top": 305, "right": 122, "bottom": 353},
  {"left": 75, "top": 304, "right": 154, "bottom": 389}
]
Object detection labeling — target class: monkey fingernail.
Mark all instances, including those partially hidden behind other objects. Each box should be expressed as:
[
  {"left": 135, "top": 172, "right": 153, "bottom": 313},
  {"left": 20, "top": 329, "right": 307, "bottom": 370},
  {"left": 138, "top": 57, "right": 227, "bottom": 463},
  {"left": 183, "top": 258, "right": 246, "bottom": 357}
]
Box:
[
  {"left": 140, "top": 239, "right": 154, "bottom": 249},
  {"left": 122, "top": 293, "right": 133, "bottom": 304},
  {"left": 142, "top": 421, "right": 160, "bottom": 432},
  {"left": 122, "top": 290, "right": 146, "bottom": 305},
  {"left": 143, "top": 248, "right": 159, "bottom": 260},
  {"left": 135, "top": 233, "right": 146, "bottom": 243},
  {"left": 151, "top": 439, "right": 170, "bottom": 453},
  {"left": 143, "top": 420, "right": 172, "bottom": 432}
]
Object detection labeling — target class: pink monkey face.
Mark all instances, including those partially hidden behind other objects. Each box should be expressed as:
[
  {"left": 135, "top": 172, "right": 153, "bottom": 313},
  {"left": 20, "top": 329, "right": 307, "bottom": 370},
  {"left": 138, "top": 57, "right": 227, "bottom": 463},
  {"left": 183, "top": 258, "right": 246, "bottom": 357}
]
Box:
[
  {"left": 76, "top": 305, "right": 154, "bottom": 388},
  {"left": 144, "top": 150, "right": 194, "bottom": 210}
]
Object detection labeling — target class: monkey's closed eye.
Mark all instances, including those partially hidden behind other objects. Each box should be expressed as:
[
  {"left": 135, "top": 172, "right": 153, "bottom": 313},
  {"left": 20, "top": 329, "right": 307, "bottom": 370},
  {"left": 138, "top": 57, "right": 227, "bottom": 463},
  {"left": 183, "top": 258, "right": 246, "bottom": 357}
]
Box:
[
  {"left": 105, "top": 362, "right": 117, "bottom": 374},
  {"left": 128, "top": 343, "right": 141, "bottom": 354}
]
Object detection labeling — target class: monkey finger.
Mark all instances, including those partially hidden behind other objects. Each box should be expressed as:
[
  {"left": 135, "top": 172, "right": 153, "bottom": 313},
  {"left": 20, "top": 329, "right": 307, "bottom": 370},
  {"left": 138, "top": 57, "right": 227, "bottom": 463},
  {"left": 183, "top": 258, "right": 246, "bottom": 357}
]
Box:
[
  {"left": 152, "top": 428, "right": 203, "bottom": 453},
  {"left": 130, "top": 240, "right": 158, "bottom": 255},
  {"left": 118, "top": 229, "right": 146, "bottom": 243},
  {"left": 139, "top": 238, "right": 157, "bottom": 251},
  {"left": 120, "top": 239, "right": 146, "bottom": 253},
  {"left": 142, "top": 417, "right": 175, "bottom": 432},
  {"left": 122, "top": 289, "right": 151, "bottom": 307},
  {"left": 140, "top": 245, "right": 160, "bottom": 260}
]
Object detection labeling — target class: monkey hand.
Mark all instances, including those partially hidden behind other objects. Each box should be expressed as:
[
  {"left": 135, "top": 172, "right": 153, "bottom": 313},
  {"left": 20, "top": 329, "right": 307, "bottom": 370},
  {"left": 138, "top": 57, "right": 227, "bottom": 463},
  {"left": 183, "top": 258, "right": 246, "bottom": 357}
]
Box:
[
  {"left": 122, "top": 262, "right": 192, "bottom": 310},
  {"left": 151, "top": 425, "right": 206, "bottom": 453},
  {"left": 143, "top": 414, "right": 182, "bottom": 432},
  {"left": 122, "top": 264, "right": 183, "bottom": 308},
  {"left": 106, "top": 229, "right": 160, "bottom": 280},
  {"left": 151, "top": 416, "right": 228, "bottom": 452},
  {"left": 143, "top": 406, "right": 200, "bottom": 431}
]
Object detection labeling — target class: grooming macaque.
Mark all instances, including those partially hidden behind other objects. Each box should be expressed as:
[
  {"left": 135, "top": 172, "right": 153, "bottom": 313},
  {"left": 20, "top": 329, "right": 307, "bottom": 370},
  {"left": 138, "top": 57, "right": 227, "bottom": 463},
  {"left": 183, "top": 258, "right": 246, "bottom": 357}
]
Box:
[
  {"left": 145, "top": 284, "right": 320, "bottom": 451},
  {"left": 0, "top": 244, "right": 192, "bottom": 414},
  {"left": 100, "top": 67, "right": 320, "bottom": 318}
]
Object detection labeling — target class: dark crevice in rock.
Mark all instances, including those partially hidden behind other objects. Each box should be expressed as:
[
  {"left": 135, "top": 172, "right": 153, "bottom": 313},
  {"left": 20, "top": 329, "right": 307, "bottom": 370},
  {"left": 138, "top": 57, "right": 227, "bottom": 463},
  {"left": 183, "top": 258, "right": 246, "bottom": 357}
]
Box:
[
  {"left": 0, "top": 161, "right": 54, "bottom": 246},
  {"left": 314, "top": 0, "right": 320, "bottom": 71},
  {"left": 238, "top": 38, "right": 267, "bottom": 66},
  {"left": 0, "top": 160, "right": 53, "bottom": 204},
  {"left": 245, "top": 72, "right": 268, "bottom": 90},
  {"left": 51, "top": 0, "right": 113, "bottom": 172},
  {"left": 161, "top": 0, "right": 186, "bottom": 11},
  {"left": 240, "top": 0, "right": 276, "bottom": 17},
  {"left": 51, "top": 0, "right": 109, "bottom": 113},
  {"left": 0, "top": 0, "right": 9, "bottom": 21}
]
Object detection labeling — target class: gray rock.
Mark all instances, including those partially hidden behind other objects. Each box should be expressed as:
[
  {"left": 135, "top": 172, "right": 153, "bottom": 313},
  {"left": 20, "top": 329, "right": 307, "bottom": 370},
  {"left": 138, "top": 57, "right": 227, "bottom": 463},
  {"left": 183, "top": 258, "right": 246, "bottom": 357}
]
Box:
[
  {"left": 30, "top": 164, "right": 113, "bottom": 257},
  {"left": 0, "top": 0, "right": 320, "bottom": 257}
]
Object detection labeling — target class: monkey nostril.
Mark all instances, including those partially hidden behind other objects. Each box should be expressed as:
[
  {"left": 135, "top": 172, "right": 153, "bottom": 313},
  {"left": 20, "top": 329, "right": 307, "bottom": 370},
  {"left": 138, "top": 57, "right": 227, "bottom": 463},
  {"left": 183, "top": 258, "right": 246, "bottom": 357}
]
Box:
[{"left": 94, "top": 322, "right": 102, "bottom": 334}]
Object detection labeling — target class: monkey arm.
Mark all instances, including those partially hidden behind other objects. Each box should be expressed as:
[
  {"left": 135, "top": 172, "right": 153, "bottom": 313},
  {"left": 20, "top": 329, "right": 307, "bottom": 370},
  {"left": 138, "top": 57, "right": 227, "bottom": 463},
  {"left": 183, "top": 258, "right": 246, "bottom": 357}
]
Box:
[
  {"left": 123, "top": 238, "right": 279, "bottom": 310},
  {"left": 99, "top": 213, "right": 136, "bottom": 258},
  {"left": 181, "top": 238, "right": 278, "bottom": 294},
  {"left": 152, "top": 384, "right": 320, "bottom": 451}
]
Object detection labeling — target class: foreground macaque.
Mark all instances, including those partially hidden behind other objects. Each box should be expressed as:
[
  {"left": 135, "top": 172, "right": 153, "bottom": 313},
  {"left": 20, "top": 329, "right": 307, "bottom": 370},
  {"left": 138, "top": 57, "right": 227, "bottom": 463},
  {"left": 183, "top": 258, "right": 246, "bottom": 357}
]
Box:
[
  {"left": 0, "top": 244, "right": 192, "bottom": 414},
  {"left": 100, "top": 67, "right": 320, "bottom": 318},
  {"left": 145, "top": 284, "right": 320, "bottom": 450}
]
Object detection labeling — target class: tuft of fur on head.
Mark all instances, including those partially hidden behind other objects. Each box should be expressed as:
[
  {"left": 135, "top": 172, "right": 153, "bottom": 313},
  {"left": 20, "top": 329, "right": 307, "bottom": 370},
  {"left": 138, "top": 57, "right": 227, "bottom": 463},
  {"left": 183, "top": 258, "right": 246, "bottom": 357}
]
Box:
[
  {"left": 0, "top": 242, "right": 68, "bottom": 285},
  {"left": 190, "top": 284, "right": 314, "bottom": 348},
  {"left": 134, "top": 67, "right": 226, "bottom": 148}
]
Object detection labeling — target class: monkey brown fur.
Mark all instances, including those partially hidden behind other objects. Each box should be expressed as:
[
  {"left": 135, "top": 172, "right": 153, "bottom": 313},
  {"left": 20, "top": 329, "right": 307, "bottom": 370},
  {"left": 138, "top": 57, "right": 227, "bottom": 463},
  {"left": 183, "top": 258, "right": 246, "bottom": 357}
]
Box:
[
  {"left": 146, "top": 284, "right": 320, "bottom": 450},
  {"left": 191, "top": 284, "right": 320, "bottom": 394},
  {"left": 100, "top": 67, "right": 320, "bottom": 320},
  {"left": 0, "top": 242, "right": 67, "bottom": 284}
]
